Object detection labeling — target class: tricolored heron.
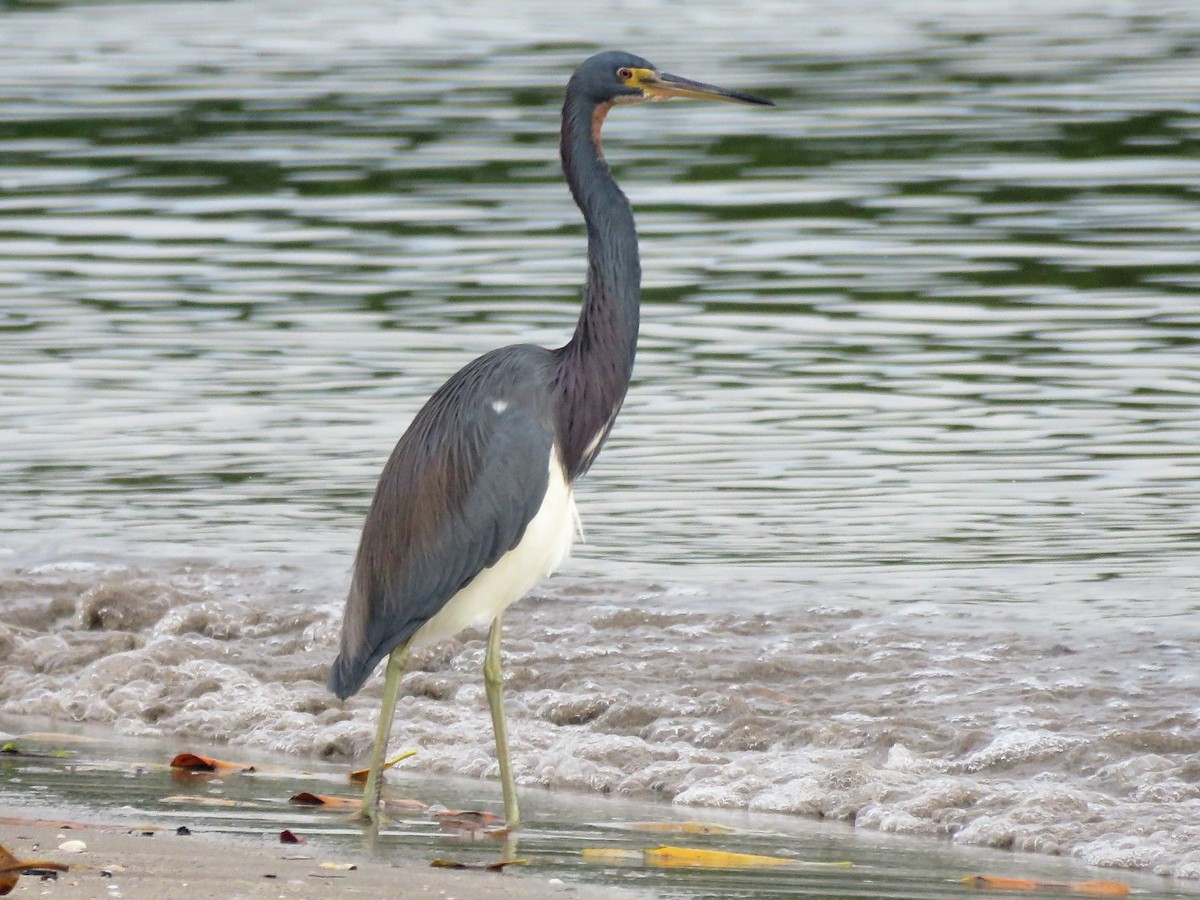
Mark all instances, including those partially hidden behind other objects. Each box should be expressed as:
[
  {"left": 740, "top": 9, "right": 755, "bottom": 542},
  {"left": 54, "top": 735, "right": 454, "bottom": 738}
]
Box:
[{"left": 328, "top": 50, "right": 772, "bottom": 828}]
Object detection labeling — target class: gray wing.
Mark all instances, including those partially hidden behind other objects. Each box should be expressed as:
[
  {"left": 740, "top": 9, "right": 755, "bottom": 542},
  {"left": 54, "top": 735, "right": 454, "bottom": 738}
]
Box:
[{"left": 328, "top": 345, "right": 556, "bottom": 699}]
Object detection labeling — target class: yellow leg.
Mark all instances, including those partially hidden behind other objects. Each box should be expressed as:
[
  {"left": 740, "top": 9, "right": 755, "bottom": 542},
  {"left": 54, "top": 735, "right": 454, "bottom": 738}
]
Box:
[
  {"left": 357, "top": 643, "right": 410, "bottom": 827},
  {"left": 484, "top": 615, "right": 520, "bottom": 830}
]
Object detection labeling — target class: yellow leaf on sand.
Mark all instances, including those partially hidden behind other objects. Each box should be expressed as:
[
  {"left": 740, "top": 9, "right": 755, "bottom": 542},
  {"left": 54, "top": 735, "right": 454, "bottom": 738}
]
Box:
[
  {"left": 348, "top": 749, "right": 417, "bottom": 784},
  {"left": 627, "top": 822, "right": 736, "bottom": 835},
  {"left": 643, "top": 845, "right": 796, "bottom": 869}
]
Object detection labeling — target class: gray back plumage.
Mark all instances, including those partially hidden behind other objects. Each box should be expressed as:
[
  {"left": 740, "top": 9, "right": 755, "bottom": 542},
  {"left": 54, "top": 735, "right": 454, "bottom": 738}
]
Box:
[{"left": 328, "top": 345, "right": 556, "bottom": 698}]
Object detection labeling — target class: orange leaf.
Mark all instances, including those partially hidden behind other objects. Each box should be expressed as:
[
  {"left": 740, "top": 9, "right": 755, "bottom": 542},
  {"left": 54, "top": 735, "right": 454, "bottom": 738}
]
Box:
[
  {"left": 287, "top": 792, "right": 425, "bottom": 813},
  {"left": 0, "top": 842, "right": 70, "bottom": 896},
  {"left": 289, "top": 792, "right": 362, "bottom": 810},
  {"left": 169, "top": 752, "right": 256, "bottom": 773},
  {"left": 962, "top": 876, "right": 1130, "bottom": 896}
]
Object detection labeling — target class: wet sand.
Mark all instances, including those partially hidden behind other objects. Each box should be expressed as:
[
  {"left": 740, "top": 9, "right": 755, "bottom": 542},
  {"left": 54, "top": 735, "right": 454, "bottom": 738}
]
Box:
[{"left": 0, "top": 818, "right": 645, "bottom": 900}]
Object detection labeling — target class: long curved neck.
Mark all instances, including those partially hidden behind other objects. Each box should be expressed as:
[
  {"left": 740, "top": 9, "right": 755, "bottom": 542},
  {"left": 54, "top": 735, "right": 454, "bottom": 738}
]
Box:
[{"left": 552, "top": 89, "right": 641, "bottom": 481}]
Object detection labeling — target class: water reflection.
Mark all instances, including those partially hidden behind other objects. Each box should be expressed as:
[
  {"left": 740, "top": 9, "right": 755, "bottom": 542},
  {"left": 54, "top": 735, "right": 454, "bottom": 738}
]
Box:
[{"left": 1, "top": 0, "right": 1198, "bottom": 620}]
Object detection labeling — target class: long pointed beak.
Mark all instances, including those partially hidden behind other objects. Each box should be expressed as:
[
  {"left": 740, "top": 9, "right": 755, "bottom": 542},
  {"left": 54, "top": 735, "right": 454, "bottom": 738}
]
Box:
[{"left": 642, "top": 71, "right": 774, "bottom": 106}]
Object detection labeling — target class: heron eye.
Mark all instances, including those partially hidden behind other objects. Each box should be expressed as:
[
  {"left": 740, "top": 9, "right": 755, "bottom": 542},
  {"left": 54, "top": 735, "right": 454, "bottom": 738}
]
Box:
[{"left": 617, "top": 67, "right": 633, "bottom": 81}]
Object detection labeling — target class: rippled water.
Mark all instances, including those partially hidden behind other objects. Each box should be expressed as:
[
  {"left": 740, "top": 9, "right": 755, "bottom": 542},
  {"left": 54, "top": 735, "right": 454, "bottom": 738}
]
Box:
[{"left": 2, "top": 0, "right": 1199, "bottom": 887}]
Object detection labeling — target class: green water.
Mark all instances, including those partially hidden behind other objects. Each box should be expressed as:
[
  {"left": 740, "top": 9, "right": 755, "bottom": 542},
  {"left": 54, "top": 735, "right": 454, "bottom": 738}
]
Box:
[{"left": 2, "top": 0, "right": 1198, "bottom": 613}]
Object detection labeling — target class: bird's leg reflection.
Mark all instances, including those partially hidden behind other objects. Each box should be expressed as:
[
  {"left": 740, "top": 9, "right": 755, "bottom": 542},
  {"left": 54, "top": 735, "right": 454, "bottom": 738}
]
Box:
[
  {"left": 483, "top": 615, "right": 520, "bottom": 830},
  {"left": 499, "top": 830, "right": 521, "bottom": 863},
  {"left": 355, "top": 642, "right": 411, "bottom": 828}
]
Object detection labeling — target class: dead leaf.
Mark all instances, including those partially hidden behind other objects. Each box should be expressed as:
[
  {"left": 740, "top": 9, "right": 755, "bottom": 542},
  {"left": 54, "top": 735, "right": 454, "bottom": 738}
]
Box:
[
  {"left": 962, "top": 876, "right": 1131, "bottom": 896},
  {"left": 0, "top": 842, "right": 70, "bottom": 896},
  {"left": 318, "top": 862, "right": 357, "bottom": 871},
  {"left": 348, "top": 749, "right": 417, "bottom": 784},
  {"left": 288, "top": 792, "right": 426, "bottom": 813},
  {"left": 289, "top": 792, "right": 361, "bottom": 810},
  {"left": 643, "top": 845, "right": 798, "bottom": 869},
  {"left": 169, "top": 752, "right": 257, "bottom": 773},
  {"left": 279, "top": 830, "right": 305, "bottom": 845},
  {"left": 430, "top": 858, "right": 527, "bottom": 871}
]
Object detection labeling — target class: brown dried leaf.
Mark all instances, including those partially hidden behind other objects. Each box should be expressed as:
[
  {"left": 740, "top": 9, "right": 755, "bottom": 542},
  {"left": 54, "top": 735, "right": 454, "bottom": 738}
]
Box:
[
  {"left": 169, "top": 752, "right": 257, "bottom": 773},
  {"left": 430, "top": 858, "right": 527, "bottom": 871},
  {"left": 289, "top": 792, "right": 361, "bottom": 809},
  {"left": 279, "top": 830, "right": 305, "bottom": 845},
  {"left": 0, "top": 842, "right": 70, "bottom": 896}
]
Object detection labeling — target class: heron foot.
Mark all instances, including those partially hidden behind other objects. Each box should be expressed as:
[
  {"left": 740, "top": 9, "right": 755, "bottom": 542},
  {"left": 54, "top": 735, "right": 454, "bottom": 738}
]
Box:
[{"left": 341, "top": 805, "right": 393, "bottom": 828}]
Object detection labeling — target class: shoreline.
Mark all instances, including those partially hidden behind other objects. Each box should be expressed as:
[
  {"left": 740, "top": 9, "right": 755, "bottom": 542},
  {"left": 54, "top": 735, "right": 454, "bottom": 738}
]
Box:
[{"left": 0, "top": 815, "right": 647, "bottom": 899}]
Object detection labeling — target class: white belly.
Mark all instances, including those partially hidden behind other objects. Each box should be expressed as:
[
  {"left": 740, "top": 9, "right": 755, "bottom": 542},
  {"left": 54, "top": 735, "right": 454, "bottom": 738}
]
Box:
[{"left": 410, "top": 449, "right": 577, "bottom": 647}]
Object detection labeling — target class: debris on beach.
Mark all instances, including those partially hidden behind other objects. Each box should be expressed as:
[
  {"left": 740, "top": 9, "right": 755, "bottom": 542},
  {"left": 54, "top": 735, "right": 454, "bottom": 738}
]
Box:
[
  {"left": 0, "top": 741, "right": 70, "bottom": 759},
  {"left": 643, "top": 845, "right": 802, "bottom": 869},
  {"left": 962, "top": 875, "right": 1131, "bottom": 895},
  {"left": 0, "top": 842, "right": 70, "bottom": 896},
  {"left": 348, "top": 749, "right": 417, "bottom": 784},
  {"left": 430, "top": 858, "right": 527, "bottom": 871},
  {"left": 169, "top": 752, "right": 257, "bottom": 773},
  {"left": 289, "top": 791, "right": 362, "bottom": 810},
  {"left": 581, "top": 844, "right": 854, "bottom": 870}
]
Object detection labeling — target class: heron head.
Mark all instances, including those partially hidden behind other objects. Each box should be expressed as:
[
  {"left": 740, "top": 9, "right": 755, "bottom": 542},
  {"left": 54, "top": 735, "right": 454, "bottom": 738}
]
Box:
[{"left": 571, "top": 50, "right": 774, "bottom": 108}]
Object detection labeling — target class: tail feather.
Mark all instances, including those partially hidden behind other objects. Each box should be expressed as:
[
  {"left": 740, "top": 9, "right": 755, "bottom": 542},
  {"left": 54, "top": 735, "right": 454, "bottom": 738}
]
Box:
[{"left": 327, "top": 649, "right": 374, "bottom": 700}]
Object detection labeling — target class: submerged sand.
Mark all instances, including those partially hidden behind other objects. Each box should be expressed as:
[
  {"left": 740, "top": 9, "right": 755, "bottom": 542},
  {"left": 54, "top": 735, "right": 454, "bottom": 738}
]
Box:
[{"left": 0, "top": 819, "right": 645, "bottom": 899}]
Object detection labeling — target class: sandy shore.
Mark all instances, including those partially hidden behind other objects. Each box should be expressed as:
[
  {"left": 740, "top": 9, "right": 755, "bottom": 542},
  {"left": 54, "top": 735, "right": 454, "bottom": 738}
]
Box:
[{"left": 0, "top": 818, "right": 648, "bottom": 899}]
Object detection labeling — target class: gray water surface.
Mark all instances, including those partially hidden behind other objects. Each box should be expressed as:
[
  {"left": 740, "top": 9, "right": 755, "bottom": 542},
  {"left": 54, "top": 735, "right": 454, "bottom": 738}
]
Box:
[{"left": 2, "top": 0, "right": 1199, "bottom": 886}]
